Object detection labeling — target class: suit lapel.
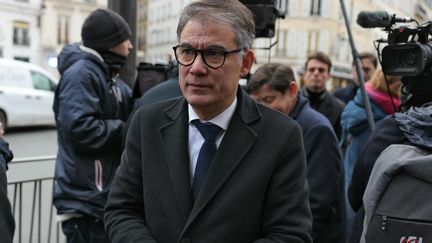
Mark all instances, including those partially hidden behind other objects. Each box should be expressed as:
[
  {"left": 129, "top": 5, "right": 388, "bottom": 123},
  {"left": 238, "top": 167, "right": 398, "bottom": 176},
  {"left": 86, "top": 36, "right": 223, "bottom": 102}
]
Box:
[{"left": 160, "top": 98, "right": 193, "bottom": 221}]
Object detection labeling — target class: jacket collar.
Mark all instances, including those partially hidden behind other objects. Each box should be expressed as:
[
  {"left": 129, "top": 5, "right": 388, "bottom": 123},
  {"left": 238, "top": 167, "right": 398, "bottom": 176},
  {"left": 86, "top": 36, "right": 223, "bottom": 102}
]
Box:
[
  {"left": 164, "top": 87, "right": 261, "bottom": 125},
  {"left": 289, "top": 93, "right": 308, "bottom": 119}
]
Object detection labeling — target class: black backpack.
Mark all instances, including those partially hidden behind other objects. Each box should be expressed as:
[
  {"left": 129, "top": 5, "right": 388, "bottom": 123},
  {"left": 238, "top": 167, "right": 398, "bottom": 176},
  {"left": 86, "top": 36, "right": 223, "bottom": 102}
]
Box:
[{"left": 361, "top": 144, "right": 432, "bottom": 243}]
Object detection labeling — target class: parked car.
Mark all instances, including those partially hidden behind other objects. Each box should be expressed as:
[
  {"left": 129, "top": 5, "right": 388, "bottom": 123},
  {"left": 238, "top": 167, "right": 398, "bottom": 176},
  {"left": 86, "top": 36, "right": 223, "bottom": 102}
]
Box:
[{"left": 0, "top": 58, "right": 58, "bottom": 129}]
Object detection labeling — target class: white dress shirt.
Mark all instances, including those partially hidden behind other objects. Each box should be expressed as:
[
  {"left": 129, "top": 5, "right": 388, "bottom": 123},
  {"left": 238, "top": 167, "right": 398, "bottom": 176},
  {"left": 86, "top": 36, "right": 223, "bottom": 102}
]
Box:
[{"left": 188, "top": 98, "right": 237, "bottom": 183}]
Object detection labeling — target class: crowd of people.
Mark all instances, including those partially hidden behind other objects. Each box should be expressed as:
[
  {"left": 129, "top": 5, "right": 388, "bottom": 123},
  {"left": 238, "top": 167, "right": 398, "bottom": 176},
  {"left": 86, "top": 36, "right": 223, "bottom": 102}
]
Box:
[{"left": 1, "top": 1, "right": 430, "bottom": 243}]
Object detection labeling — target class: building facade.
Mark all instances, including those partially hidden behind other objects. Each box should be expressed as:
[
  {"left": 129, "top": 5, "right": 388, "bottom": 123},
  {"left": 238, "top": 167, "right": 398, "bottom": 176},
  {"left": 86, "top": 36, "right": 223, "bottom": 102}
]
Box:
[
  {"left": 145, "top": 0, "right": 192, "bottom": 64},
  {"left": 254, "top": 0, "right": 418, "bottom": 89},
  {"left": 144, "top": 0, "right": 430, "bottom": 90},
  {"left": 1, "top": 0, "right": 431, "bottom": 85},
  {"left": 0, "top": 0, "right": 42, "bottom": 63},
  {"left": 137, "top": 0, "right": 148, "bottom": 63},
  {"left": 40, "top": 0, "right": 107, "bottom": 77}
]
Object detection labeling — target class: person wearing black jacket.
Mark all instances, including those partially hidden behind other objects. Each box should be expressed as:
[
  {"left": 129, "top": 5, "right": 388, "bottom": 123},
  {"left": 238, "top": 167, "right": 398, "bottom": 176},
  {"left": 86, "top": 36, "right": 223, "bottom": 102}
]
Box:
[
  {"left": 248, "top": 63, "right": 346, "bottom": 243},
  {"left": 53, "top": 8, "right": 133, "bottom": 243},
  {"left": 105, "top": 1, "right": 312, "bottom": 242},
  {"left": 347, "top": 74, "right": 432, "bottom": 242},
  {"left": 0, "top": 132, "right": 14, "bottom": 243},
  {"left": 300, "top": 51, "right": 345, "bottom": 138}
]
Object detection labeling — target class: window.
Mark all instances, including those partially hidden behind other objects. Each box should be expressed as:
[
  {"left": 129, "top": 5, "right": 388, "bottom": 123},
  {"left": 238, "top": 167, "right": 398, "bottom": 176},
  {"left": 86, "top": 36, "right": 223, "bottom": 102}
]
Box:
[
  {"left": 298, "top": 31, "right": 308, "bottom": 58},
  {"left": 275, "top": 30, "right": 287, "bottom": 56},
  {"left": 14, "top": 56, "right": 29, "bottom": 62},
  {"left": 319, "top": 31, "right": 329, "bottom": 53},
  {"left": 287, "top": 0, "right": 298, "bottom": 17},
  {"left": 287, "top": 30, "right": 297, "bottom": 57},
  {"left": 31, "top": 71, "right": 56, "bottom": 92},
  {"left": 301, "top": 0, "right": 311, "bottom": 17},
  {"left": 13, "top": 21, "right": 30, "bottom": 46},
  {"left": 310, "top": 0, "right": 321, "bottom": 16},
  {"left": 57, "top": 15, "right": 70, "bottom": 45},
  {"left": 308, "top": 31, "right": 319, "bottom": 52},
  {"left": 321, "top": 0, "right": 330, "bottom": 17}
]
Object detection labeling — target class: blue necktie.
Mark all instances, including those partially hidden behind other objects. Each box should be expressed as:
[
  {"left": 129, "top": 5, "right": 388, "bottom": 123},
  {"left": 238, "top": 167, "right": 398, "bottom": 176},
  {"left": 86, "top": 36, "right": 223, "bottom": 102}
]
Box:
[{"left": 192, "top": 120, "right": 222, "bottom": 202}]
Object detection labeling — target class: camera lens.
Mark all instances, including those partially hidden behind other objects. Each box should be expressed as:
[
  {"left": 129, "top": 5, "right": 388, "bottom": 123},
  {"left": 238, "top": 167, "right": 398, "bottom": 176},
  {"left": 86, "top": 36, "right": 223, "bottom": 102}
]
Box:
[{"left": 399, "top": 50, "right": 418, "bottom": 67}]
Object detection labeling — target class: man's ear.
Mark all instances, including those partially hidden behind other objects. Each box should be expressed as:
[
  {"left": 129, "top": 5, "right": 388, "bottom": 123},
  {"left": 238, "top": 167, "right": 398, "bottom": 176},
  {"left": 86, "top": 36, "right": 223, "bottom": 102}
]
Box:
[
  {"left": 240, "top": 50, "right": 255, "bottom": 78},
  {"left": 289, "top": 81, "right": 299, "bottom": 96}
]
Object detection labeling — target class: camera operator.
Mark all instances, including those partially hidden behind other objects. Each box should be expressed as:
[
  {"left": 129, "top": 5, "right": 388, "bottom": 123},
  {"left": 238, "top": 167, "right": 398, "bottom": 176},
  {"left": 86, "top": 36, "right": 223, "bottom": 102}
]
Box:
[
  {"left": 344, "top": 10, "right": 432, "bottom": 243},
  {"left": 347, "top": 73, "right": 432, "bottom": 242}
]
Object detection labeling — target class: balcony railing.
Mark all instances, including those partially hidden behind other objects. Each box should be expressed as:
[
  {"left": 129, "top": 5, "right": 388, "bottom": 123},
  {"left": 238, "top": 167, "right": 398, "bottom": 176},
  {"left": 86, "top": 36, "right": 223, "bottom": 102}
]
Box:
[{"left": 7, "top": 155, "right": 65, "bottom": 243}]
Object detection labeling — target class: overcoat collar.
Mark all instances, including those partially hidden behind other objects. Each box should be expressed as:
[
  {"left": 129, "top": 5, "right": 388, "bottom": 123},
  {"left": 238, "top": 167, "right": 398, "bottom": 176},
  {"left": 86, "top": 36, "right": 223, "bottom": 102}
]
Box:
[{"left": 160, "top": 87, "right": 262, "bottom": 230}]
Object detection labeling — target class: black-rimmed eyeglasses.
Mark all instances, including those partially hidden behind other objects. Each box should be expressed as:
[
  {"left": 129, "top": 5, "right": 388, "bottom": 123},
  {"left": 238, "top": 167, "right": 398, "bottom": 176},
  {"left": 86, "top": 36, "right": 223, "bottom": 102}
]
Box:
[{"left": 173, "top": 45, "right": 242, "bottom": 69}]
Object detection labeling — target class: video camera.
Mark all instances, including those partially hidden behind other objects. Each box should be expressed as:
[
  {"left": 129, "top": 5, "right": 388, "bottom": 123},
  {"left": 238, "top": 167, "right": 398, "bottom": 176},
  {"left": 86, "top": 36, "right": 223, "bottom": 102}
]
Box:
[{"left": 357, "top": 11, "right": 432, "bottom": 76}]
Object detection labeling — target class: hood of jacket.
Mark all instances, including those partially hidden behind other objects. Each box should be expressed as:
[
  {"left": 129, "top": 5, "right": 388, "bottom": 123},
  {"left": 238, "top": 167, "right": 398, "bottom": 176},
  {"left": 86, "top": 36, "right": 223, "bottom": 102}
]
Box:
[
  {"left": 395, "top": 102, "right": 432, "bottom": 150},
  {"left": 341, "top": 88, "right": 388, "bottom": 136},
  {"left": 57, "top": 43, "right": 108, "bottom": 76}
]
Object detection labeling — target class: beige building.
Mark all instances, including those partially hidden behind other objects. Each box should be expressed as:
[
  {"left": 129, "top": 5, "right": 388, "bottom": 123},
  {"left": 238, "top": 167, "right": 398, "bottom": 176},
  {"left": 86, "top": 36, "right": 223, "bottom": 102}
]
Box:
[
  {"left": 145, "top": 0, "right": 192, "bottom": 64},
  {"left": 40, "top": 0, "right": 107, "bottom": 77},
  {"left": 2, "top": 1, "right": 431, "bottom": 84},
  {"left": 0, "top": 0, "right": 43, "bottom": 63},
  {"left": 144, "top": 0, "right": 431, "bottom": 89},
  {"left": 137, "top": 0, "right": 149, "bottom": 63},
  {"left": 415, "top": 0, "right": 432, "bottom": 22},
  {"left": 254, "top": 0, "right": 419, "bottom": 89}
]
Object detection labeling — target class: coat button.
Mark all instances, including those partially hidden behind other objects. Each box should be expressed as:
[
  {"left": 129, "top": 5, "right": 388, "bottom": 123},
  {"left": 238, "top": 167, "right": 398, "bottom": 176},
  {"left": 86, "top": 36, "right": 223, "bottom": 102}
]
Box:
[{"left": 180, "top": 238, "right": 191, "bottom": 243}]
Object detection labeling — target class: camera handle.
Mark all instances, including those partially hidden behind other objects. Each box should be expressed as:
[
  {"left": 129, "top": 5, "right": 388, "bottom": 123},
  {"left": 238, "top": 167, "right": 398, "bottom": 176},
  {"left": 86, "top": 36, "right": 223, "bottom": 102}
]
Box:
[{"left": 339, "top": 0, "right": 375, "bottom": 131}]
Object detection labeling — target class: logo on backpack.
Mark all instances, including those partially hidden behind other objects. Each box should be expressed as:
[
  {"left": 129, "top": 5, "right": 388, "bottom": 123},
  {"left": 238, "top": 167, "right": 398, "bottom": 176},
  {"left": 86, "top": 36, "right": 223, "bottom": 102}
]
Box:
[{"left": 400, "top": 236, "right": 423, "bottom": 243}]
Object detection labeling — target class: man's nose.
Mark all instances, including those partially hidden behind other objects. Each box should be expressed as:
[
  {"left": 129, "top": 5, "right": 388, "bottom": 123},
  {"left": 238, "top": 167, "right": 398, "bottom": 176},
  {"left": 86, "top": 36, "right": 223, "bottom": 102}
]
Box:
[{"left": 189, "top": 53, "right": 207, "bottom": 73}]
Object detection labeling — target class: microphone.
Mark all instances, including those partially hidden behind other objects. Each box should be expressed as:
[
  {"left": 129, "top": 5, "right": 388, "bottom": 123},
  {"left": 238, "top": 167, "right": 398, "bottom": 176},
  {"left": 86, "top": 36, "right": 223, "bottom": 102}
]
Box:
[{"left": 357, "top": 11, "right": 414, "bottom": 28}]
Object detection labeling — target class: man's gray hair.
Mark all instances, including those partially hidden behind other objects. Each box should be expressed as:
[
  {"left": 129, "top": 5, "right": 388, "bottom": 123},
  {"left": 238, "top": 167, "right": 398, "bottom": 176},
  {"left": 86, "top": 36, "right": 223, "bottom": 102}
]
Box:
[{"left": 177, "top": 0, "right": 255, "bottom": 50}]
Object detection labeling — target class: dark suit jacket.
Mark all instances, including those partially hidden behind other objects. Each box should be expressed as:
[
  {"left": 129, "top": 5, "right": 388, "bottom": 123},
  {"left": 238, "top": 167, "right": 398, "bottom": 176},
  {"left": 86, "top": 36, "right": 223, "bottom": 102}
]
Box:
[
  {"left": 291, "top": 95, "right": 346, "bottom": 243},
  {"left": 105, "top": 89, "right": 313, "bottom": 243}
]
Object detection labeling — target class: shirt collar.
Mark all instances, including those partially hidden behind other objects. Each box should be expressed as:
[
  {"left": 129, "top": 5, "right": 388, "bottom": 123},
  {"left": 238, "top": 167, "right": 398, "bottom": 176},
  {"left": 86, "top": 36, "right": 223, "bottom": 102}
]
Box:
[{"left": 188, "top": 98, "right": 237, "bottom": 131}]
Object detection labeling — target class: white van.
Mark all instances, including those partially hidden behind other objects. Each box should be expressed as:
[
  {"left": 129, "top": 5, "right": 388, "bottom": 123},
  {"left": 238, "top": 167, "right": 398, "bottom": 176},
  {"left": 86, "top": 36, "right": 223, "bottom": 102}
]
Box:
[{"left": 0, "top": 58, "right": 58, "bottom": 129}]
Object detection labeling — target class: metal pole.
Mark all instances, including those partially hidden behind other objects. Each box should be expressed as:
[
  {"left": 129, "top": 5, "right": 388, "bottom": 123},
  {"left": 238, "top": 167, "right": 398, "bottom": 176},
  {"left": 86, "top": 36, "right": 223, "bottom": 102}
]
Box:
[
  {"left": 108, "top": 0, "right": 138, "bottom": 88},
  {"left": 339, "top": 0, "right": 375, "bottom": 131}
]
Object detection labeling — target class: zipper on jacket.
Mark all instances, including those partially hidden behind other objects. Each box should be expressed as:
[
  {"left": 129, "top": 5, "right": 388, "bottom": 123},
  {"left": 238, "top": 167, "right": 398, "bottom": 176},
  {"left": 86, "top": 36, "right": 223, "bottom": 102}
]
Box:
[
  {"left": 381, "top": 215, "right": 387, "bottom": 230},
  {"left": 378, "top": 214, "right": 432, "bottom": 231},
  {"left": 109, "top": 74, "right": 121, "bottom": 117},
  {"left": 95, "top": 160, "right": 103, "bottom": 191}
]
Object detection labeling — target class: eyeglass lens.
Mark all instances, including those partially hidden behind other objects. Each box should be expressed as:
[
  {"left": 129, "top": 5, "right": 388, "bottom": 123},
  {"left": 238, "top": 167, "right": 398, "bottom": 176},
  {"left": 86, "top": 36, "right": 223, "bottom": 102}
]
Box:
[{"left": 175, "top": 46, "right": 226, "bottom": 68}]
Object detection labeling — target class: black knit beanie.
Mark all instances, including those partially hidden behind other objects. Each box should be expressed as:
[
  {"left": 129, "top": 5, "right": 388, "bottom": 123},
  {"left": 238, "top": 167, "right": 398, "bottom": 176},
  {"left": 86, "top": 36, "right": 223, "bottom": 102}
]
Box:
[{"left": 81, "top": 8, "right": 131, "bottom": 51}]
